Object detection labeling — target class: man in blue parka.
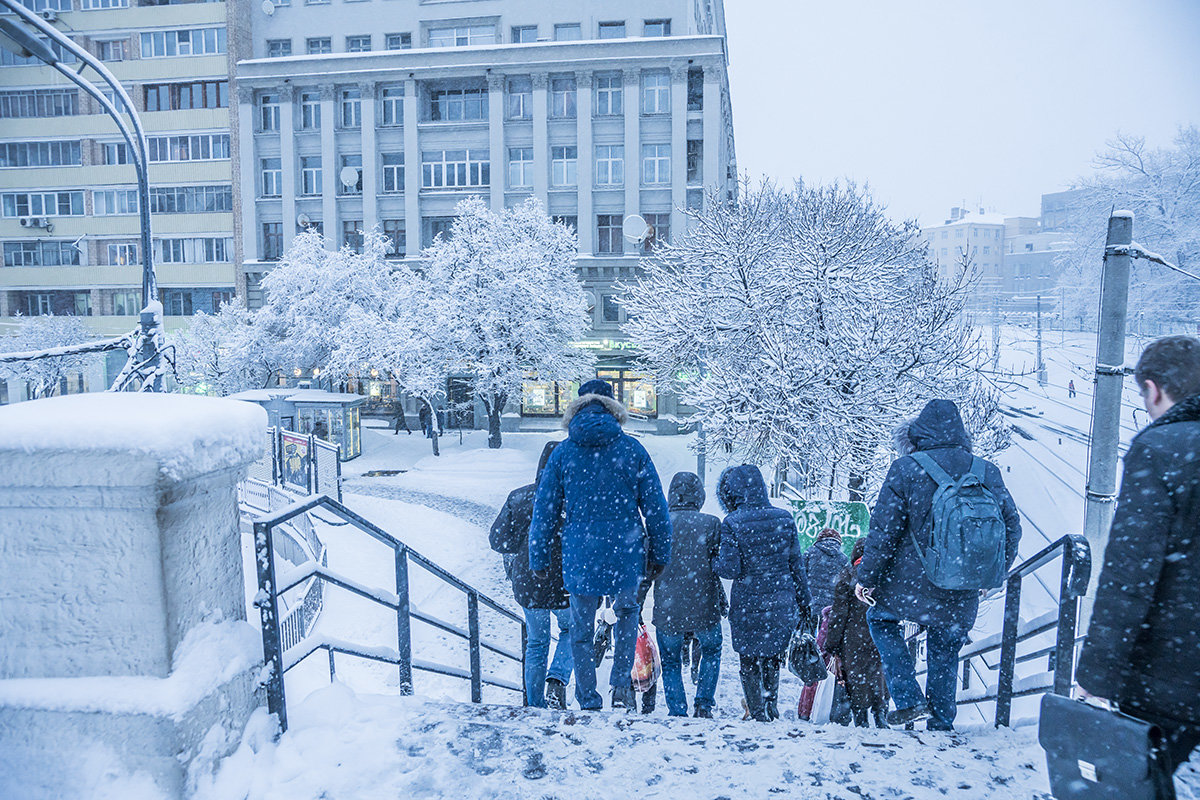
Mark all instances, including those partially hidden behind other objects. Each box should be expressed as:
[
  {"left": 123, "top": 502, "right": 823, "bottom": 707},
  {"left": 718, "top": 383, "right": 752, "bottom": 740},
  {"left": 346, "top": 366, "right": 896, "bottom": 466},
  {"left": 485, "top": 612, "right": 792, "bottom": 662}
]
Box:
[{"left": 529, "top": 379, "right": 673, "bottom": 711}]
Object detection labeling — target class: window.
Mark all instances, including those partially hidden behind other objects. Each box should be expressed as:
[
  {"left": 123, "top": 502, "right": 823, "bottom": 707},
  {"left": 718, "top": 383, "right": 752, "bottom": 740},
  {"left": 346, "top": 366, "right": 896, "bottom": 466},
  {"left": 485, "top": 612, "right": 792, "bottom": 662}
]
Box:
[
  {"left": 26, "top": 293, "right": 52, "bottom": 315},
  {"left": 73, "top": 292, "right": 93, "bottom": 317},
  {"left": 508, "top": 147, "right": 533, "bottom": 188},
  {"left": 12, "top": 0, "right": 70, "bottom": 9},
  {"left": 983, "top": 246, "right": 991, "bottom": 255},
  {"left": 428, "top": 87, "right": 487, "bottom": 122},
  {"left": 342, "top": 219, "right": 363, "bottom": 253},
  {"left": 386, "top": 33, "right": 412, "bottom": 50},
  {"left": 602, "top": 294, "right": 620, "bottom": 322},
  {"left": 941, "top": 230, "right": 947, "bottom": 239},
  {"left": 551, "top": 146, "right": 577, "bottom": 187},
  {"left": 382, "top": 219, "right": 405, "bottom": 257},
  {"left": 148, "top": 185, "right": 233, "bottom": 213},
  {"left": 642, "top": 144, "right": 670, "bottom": 184},
  {"left": 339, "top": 154, "right": 363, "bottom": 195},
  {"left": 341, "top": 88, "right": 361, "bottom": 128},
  {"left": 642, "top": 72, "right": 670, "bottom": 114},
  {"left": 260, "top": 93, "right": 280, "bottom": 131},
  {"left": 346, "top": 35, "right": 371, "bottom": 52},
  {"left": 507, "top": 76, "right": 532, "bottom": 120},
  {"left": 511, "top": 25, "right": 537, "bottom": 43},
  {"left": 299, "top": 92, "right": 321, "bottom": 129},
  {"left": 143, "top": 81, "right": 228, "bottom": 111},
  {"left": 1026, "top": 243, "right": 1035, "bottom": 252},
  {"left": 550, "top": 76, "right": 576, "bottom": 118},
  {"left": 0, "top": 141, "right": 81, "bottom": 168},
  {"left": 262, "top": 223, "right": 283, "bottom": 261},
  {"left": 140, "top": 28, "right": 226, "bottom": 58},
  {"left": 156, "top": 237, "right": 233, "bottom": 263},
  {"left": 553, "top": 215, "right": 577, "bottom": 232},
  {"left": 0, "top": 89, "right": 78, "bottom": 118},
  {"left": 423, "top": 217, "right": 455, "bottom": 247},
  {"left": 941, "top": 247, "right": 948, "bottom": 256},
  {"left": 147, "top": 133, "right": 230, "bottom": 163},
  {"left": 102, "top": 142, "right": 130, "bottom": 165},
  {"left": 306, "top": 37, "right": 332, "bottom": 55},
  {"left": 1, "top": 35, "right": 76, "bottom": 66},
  {"left": 112, "top": 290, "right": 140, "bottom": 316},
  {"left": 266, "top": 39, "right": 291, "bottom": 57},
  {"left": 106, "top": 243, "right": 138, "bottom": 266},
  {"left": 382, "top": 153, "right": 405, "bottom": 193},
  {"left": 687, "top": 67, "right": 703, "bottom": 111},
  {"left": 598, "top": 21, "right": 625, "bottom": 39},
  {"left": 81, "top": 0, "right": 127, "bottom": 8},
  {"left": 643, "top": 213, "right": 669, "bottom": 252},
  {"left": 212, "top": 291, "right": 233, "bottom": 311},
  {"left": 3, "top": 241, "right": 80, "bottom": 267},
  {"left": 2, "top": 191, "right": 84, "bottom": 217},
  {"left": 97, "top": 39, "right": 129, "bottom": 62},
  {"left": 421, "top": 149, "right": 489, "bottom": 188},
  {"left": 300, "top": 156, "right": 322, "bottom": 195},
  {"left": 686, "top": 140, "right": 702, "bottom": 183},
  {"left": 644, "top": 19, "right": 671, "bottom": 37},
  {"left": 554, "top": 23, "right": 581, "bottom": 41},
  {"left": 381, "top": 86, "right": 404, "bottom": 125},
  {"left": 94, "top": 188, "right": 139, "bottom": 215},
  {"left": 261, "top": 158, "right": 282, "bottom": 197},
  {"left": 595, "top": 144, "right": 623, "bottom": 186},
  {"left": 595, "top": 73, "right": 623, "bottom": 116},
  {"left": 597, "top": 214, "right": 623, "bottom": 255},
  {"left": 161, "top": 290, "right": 193, "bottom": 317},
  {"left": 428, "top": 25, "right": 496, "bottom": 48}
]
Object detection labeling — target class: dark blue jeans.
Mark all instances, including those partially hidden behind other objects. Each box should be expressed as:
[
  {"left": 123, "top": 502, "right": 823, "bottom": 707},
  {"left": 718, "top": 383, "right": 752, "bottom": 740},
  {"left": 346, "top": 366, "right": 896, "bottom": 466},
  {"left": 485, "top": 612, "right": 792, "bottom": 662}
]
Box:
[
  {"left": 657, "top": 623, "right": 722, "bottom": 716},
  {"left": 522, "top": 606, "right": 573, "bottom": 708},
  {"left": 569, "top": 591, "right": 639, "bottom": 710},
  {"left": 868, "top": 608, "right": 967, "bottom": 730}
]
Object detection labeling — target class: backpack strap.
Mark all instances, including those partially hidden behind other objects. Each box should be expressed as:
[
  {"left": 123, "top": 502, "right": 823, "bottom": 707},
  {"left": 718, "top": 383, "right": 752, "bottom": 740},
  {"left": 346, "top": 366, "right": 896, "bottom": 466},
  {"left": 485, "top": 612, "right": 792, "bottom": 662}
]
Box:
[
  {"left": 910, "top": 451, "right": 955, "bottom": 488},
  {"left": 968, "top": 457, "right": 987, "bottom": 482}
]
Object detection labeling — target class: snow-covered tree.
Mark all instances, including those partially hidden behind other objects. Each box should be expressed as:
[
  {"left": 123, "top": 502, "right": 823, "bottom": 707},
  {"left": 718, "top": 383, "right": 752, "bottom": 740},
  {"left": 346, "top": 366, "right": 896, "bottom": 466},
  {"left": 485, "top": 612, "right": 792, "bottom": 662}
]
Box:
[
  {"left": 0, "top": 315, "right": 97, "bottom": 399},
  {"left": 422, "top": 197, "right": 594, "bottom": 448},
  {"left": 622, "top": 179, "right": 1006, "bottom": 499},
  {"left": 170, "top": 298, "right": 273, "bottom": 395}
]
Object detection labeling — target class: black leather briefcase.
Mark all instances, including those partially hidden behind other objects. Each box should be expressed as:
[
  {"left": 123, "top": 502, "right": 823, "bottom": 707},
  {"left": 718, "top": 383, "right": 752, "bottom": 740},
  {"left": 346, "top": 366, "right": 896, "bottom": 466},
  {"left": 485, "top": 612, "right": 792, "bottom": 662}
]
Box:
[{"left": 1038, "top": 693, "right": 1174, "bottom": 799}]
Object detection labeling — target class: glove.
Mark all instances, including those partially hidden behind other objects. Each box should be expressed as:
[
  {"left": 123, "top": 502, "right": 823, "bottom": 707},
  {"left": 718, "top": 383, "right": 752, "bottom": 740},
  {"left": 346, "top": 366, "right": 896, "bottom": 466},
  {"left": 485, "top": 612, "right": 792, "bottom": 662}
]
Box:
[
  {"left": 645, "top": 562, "right": 666, "bottom": 582},
  {"left": 532, "top": 569, "right": 549, "bottom": 581}
]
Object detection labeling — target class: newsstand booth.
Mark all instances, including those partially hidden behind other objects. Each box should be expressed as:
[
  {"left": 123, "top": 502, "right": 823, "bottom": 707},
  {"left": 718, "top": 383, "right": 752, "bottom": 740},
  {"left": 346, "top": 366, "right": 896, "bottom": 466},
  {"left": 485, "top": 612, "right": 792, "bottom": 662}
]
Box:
[{"left": 228, "top": 388, "right": 364, "bottom": 460}]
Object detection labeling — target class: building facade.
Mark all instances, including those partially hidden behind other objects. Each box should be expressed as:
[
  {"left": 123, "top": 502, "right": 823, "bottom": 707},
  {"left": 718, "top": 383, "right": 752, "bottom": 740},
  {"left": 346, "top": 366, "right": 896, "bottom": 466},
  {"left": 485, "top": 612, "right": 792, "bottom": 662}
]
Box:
[
  {"left": 0, "top": 0, "right": 239, "bottom": 395},
  {"left": 234, "top": 0, "right": 736, "bottom": 425}
]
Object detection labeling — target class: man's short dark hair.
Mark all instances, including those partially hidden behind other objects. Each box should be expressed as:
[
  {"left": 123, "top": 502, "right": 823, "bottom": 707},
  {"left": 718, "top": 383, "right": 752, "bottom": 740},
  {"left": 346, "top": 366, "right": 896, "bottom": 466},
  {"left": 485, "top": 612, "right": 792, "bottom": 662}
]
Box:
[{"left": 1134, "top": 335, "right": 1200, "bottom": 402}]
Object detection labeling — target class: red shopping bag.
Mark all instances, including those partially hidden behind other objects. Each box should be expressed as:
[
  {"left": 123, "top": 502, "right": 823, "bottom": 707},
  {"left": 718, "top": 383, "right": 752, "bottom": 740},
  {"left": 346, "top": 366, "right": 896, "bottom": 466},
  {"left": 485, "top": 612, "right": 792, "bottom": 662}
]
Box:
[{"left": 631, "top": 624, "right": 661, "bottom": 692}]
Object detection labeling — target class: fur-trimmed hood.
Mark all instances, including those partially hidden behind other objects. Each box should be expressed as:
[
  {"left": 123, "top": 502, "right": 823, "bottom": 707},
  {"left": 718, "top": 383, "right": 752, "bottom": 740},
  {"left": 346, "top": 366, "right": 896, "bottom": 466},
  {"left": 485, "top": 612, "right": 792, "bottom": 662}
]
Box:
[{"left": 561, "top": 393, "right": 629, "bottom": 428}]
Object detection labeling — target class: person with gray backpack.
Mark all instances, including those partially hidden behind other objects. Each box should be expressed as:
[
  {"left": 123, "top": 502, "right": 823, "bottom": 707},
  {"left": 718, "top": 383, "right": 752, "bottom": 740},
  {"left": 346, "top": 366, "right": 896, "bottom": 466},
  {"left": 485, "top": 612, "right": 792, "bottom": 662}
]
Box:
[{"left": 856, "top": 399, "right": 1021, "bottom": 730}]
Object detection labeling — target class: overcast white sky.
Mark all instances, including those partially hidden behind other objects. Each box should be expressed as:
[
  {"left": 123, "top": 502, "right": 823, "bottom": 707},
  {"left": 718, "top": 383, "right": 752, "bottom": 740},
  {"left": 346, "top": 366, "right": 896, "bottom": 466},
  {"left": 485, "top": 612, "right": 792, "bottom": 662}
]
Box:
[{"left": 724, "top": 0, "right": 1200, "bottom": 225}]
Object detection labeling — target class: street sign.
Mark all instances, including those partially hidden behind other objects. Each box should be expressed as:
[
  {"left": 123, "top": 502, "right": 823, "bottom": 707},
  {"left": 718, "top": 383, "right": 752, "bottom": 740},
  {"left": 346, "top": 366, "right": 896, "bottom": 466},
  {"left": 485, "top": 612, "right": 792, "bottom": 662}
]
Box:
[{"left": 788, "top": 498, "right": 870, "bottom": 557}]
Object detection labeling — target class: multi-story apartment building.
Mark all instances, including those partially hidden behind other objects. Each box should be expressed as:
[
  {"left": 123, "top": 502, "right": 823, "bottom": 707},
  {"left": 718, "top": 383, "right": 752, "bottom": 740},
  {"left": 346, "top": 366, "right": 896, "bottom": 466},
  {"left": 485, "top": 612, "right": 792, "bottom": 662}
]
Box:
[
  {"left": 234, "top": 0, "right": 736, "bottom": 426},
  {"left": 0, "top": 0, "right": 237, "bottom": 396},
  {"left": 923, "top": 206, "right": 1007, "bottom": 309}
]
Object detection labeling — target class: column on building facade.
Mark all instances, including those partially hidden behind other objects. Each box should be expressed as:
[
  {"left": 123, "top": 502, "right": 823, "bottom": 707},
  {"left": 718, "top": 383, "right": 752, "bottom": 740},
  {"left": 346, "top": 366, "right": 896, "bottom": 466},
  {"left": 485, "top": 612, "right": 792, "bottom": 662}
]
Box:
[
  {"left": 669, "top": 65, "right": 688, "bottom": 244},
  {"left": 402, "top": 78, "right": 421, "bottom": 257},
  {"left": 319, "top": 85, "right": 337, "bottom": 244},
  {"left": 531, "top": 73, "right": 549, "bottom": 207},
  {"left": 280, "top": 85, "right": 298, "bottom": 250},
  {"left": 623, "top": 68, "right": 640, "bottom": 226},
  {"left": 702, "top": 65, "right": 722, "bottom": 206},
  {"left": 359, "top": 82, "right": 378, "bottom": 234},
  {"left": 487, "top": 72, "right": 505, "bottom": 212},
  {"left": 237, "top": 86, "right": 259, "bottom": 263},
  {"left": 575, "top": 70, "right": 594, "bottom": 255}
]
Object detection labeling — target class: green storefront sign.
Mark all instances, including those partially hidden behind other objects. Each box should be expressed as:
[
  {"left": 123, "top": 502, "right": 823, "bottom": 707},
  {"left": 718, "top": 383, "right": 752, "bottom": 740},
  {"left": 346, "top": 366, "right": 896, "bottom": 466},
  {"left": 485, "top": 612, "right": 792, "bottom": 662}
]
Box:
[{"left": 788, "top": 499, "right": 871, "bottom": 558}]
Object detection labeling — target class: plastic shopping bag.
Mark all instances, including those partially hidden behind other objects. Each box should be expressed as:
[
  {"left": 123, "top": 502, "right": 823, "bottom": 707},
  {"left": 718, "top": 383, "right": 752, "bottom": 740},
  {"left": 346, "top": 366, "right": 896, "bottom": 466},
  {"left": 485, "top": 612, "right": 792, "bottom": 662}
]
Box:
[
  {"left": 631, "top": 624, "right": 661, "bottom": 692},
  {"left": 811, "top": 675, "right": 837, "bottom": 724}
]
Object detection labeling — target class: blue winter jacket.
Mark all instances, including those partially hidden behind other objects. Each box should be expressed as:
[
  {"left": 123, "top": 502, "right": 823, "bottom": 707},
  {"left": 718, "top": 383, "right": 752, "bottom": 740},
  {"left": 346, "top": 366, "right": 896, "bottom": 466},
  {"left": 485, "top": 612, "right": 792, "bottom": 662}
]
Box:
[
  {"left": 714, "top": 465, "right": 811, "bottom": 657},
  {"left": 857, "top": 400, "right": 1022, "bottom": 629},
  {"left": 529, "top": 395, "right": 672, "bottom": 597}
]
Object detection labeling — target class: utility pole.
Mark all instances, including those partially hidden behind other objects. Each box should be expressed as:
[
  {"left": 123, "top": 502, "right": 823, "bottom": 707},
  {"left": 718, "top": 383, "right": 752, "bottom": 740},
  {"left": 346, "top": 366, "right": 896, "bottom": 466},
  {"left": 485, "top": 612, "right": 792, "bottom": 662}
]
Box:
[
  {"left": 1083, "top": 212, "right": 1133, "bottom": 589},
  {"left": 991, "top": 296, "right": 1001, "bottom": 372},
  {"left": 1036, "top": 294, "right": 1047, "bottom": 386}
]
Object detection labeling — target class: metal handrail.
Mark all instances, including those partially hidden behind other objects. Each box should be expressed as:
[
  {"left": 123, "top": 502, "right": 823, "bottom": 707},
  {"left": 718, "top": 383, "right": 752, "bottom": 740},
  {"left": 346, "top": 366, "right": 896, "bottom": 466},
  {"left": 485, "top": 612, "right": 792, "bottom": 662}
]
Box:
[{"left": 253, "top": 494, "right": 526, "bottom": 733}]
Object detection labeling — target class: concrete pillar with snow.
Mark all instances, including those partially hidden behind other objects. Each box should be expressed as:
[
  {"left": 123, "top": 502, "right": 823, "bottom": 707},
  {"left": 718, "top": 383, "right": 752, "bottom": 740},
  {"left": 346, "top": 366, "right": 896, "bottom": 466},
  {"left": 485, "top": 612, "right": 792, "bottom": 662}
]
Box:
[{"left": 0, "top": 393, "right": 268, "bottom": 800}]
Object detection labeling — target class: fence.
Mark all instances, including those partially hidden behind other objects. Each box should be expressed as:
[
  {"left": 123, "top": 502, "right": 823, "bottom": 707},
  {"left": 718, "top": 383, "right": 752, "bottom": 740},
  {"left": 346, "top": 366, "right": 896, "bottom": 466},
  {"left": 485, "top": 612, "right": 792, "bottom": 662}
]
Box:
[{"left": 247, "top": 426, "right": 342, "bottom": 502}]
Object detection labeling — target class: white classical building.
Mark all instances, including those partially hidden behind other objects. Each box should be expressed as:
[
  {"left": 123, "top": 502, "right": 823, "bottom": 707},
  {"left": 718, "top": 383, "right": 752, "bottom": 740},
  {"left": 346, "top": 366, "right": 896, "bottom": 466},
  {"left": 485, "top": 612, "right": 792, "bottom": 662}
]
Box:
[{"left": 233, "top": 0, "right": 736, "bottom": 424}]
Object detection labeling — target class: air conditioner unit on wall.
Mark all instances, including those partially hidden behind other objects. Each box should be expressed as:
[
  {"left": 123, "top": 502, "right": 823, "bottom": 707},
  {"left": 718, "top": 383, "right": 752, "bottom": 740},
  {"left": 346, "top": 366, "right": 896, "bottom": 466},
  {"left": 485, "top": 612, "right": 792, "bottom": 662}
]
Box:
[
  {"left": 39, "top": 8, "right": 57, "bottom": 21},
  {"left": 18, "top": 217, "right": 49, "bottom": 229}
]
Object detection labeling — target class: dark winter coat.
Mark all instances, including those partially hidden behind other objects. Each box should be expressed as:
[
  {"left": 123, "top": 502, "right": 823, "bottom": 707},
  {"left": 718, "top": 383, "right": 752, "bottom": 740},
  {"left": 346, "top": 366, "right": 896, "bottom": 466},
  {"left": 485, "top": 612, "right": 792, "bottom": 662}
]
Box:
[
  {"left": 803, "top": 536, "right": 850, "bottom": 612},
  {"left": 714, "top": 465, "right": 811, "bottom": 657},
  {"left": 826, "top": 561, "right": 887, "bottom": 709},
  {"left": 529, "top": 394, "right": 673, "bottom": 597},
  {"left": 652, "top": 472, "right": 725, "bottom": 635},
  {"left": 489, "top": 446, "right": 568, "bottom": 610},
  {"left": 1076, "top": 394, "right": 1200, "bottom": 723},
  {"left": 857, "top": 400, "right": 1022, "bottom": 628}
]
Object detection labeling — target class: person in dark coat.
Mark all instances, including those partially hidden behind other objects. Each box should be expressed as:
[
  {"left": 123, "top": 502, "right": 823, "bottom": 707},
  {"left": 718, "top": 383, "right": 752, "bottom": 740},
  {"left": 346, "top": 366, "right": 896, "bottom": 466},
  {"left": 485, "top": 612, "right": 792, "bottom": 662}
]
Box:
[
  {"left": 715, "top": 465, "right": 811, "bottom": 722},
  {"left": 1076, "top": 335, "right": 1200, "bottom": 779},
  {"left": 529, "top": 379, "right": 672, "bottom": 712},
  {"left": 857, "top": 399, "right": 1021, "bottom": 731},
  {"left": 804, "top": 528, "right": 849, "bottom": 612},
  {"left": 826, "top": 538, "right": 889, "bottom": 728},
  {"left": 418, "top": 403, "right": 432, "bottom": 438},
  {"left": 489, "top": 441, "right": 573, "bottom": 709},
  {"left": 652, "top": 472, "right": 726, "bottom": 718}
]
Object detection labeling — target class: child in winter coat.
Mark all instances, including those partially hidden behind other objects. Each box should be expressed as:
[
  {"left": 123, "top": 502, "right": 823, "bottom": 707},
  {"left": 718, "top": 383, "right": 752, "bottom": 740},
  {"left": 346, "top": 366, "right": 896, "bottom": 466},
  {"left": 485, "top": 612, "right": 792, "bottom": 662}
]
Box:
[{"left": 825, "top": 539, "right": 889, "bottom": 728}]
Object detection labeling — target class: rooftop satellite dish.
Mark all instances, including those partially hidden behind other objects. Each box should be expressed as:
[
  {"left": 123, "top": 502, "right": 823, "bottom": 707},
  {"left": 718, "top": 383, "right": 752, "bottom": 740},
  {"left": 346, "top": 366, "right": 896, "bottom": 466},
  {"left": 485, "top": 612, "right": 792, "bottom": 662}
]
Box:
[
  {"left": 622, "top": 214, "right": 651, "bottom": 244},
  {"left": 339, "top": 166, "right": 360, "bottom": 188},
  {"left": 261, "top": 0, "right": 275, "bottom": 16},
  {"left": 296, "top": 212, "right": 312, "bottom": 228}
]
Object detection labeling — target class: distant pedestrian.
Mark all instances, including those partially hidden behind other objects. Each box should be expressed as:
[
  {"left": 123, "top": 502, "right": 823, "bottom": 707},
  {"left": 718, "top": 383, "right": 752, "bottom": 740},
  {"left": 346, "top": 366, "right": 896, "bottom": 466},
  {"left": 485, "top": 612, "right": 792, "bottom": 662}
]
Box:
[
  {"left": 418, "top": 403, "right": 433, "bottom": 439},
  {"left": 652, "top": 472, "right": 726, "bottom": 718},
  {"left": 826, "top": 539, "right": 889, "bottom": 728},
  {"left": 529, "top": 379, "right": 672, "bottom": 712},
  {"left": 1076, "top": 335, "right": 1200, "bottom": 784},
  {"left": 857, "top": 400, "right": 1021, "bottom": 731},
  {"left": 799, "top": 528, "right": 851, "bottom": 723},
  {"left": 715, "top": 464, "right": 811, "bottom": 722},
  {"left": 1068, "top": 379, "right": 1077, "bottom": 398},
  {"left": 393, "top": 405, "right": 411, "bottom": 435}
]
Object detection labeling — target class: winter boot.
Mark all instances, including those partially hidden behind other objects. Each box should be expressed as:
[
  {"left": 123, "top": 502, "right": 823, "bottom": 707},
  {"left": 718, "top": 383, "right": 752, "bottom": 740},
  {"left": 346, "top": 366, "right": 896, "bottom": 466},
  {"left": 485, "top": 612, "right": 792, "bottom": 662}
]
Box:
[
  {"left": 545, "top": 678, "right": 567, "bottom": 710},
  {"left": 694, "top": 704, "right": 714, "bottom": 719},
  {"left": 887, "top": 703, "right": 931, "bottom": 727},
  {"left": 611, "top": 684, "right": 636, "bottom": 711},
  {"left": 739, "top": 657, "right": 769, "bottom": 722},
  {"left": 762, "top": 658, "right": 781, "bottom": 721},
  {"left": 640, "top": 683, "right": 657, "bottom": 714}
]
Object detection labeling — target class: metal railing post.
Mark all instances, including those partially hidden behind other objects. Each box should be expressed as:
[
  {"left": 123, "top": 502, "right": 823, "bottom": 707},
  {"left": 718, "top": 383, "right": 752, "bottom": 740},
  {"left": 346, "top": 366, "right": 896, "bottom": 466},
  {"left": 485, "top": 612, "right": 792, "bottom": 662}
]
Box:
[
  {"left": 961, "top": 658, "right": 970, "bottom": 692},
  {"left": 328, "top": 648, "right": 337, "bottom": 681},
  {"left": 252, "top": 519, "right": 288, "bottom": 734},
  {"left": 1053, "top": 538, "right": 1089, "bottom": 696},
  {"left": 395, "top": 547, "right": 413, "bottom": 694},
  {"left": 995, "top": 573, "right": 1022, "bottom": 728},
  {"left": 468, "top": 591, "right": 482, "bottom": 703},
  {"left": 520, "top": 619, "right": 529, "bottom": 707}
]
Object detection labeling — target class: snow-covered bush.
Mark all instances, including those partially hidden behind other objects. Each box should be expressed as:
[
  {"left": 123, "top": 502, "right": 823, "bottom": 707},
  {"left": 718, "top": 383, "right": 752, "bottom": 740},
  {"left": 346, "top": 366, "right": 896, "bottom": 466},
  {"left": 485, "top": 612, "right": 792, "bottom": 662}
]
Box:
[
  {"left": 170, "top": 298, "right": 273, "bottom": 395},
  {"left": 0, "top": 315, "right": 96, "bottom": 399}
]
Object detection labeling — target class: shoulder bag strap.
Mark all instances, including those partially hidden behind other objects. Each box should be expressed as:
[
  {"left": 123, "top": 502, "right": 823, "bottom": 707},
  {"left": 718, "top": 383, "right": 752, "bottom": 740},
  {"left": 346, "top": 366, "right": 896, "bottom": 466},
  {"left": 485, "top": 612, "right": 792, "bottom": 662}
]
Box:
[{"left": 910, "top": 451, "right": 956, "bottom": 488}]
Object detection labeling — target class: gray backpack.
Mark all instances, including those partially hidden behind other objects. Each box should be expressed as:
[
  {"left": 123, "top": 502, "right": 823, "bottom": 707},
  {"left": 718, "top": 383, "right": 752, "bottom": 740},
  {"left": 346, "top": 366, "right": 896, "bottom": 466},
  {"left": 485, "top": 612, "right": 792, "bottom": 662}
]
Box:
[{"left": 909, "top": 452, "right": 1008, "bottom": 590}]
